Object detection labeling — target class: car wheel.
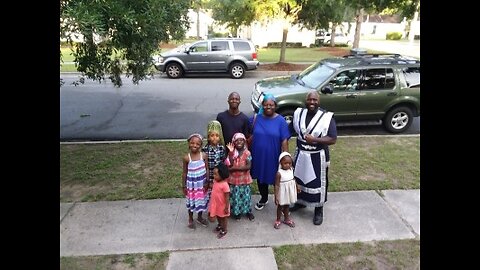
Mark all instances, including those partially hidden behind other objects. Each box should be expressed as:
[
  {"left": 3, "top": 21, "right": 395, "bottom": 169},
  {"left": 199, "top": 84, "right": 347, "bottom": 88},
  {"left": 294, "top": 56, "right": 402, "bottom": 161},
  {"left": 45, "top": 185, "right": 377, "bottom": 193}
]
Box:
[
  {"left": 383, "top": 106, "right": 413, "bottom": 133},
  {"left": 229, "top": 62, "right": 246, "bottom": 79},
  {"left": 166, "top": 63, "right": 183, "bottom": 79},
  {"left": 278, "top": 108, "right": 297, "bottom": 136}
]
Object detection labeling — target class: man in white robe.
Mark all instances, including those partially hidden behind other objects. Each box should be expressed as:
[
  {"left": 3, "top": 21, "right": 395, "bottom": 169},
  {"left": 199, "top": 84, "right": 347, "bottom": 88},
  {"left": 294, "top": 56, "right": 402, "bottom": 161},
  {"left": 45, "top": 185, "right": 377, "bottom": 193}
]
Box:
[{"left": 289, "top": 91, "right": 337, "bottom": 225}]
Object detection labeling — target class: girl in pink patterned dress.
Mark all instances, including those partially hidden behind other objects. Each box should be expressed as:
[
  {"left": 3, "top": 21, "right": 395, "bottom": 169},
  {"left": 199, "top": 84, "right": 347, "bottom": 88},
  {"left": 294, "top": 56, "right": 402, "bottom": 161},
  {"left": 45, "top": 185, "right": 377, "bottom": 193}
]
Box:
[{"left": 225, "top": 132, "right": 255, "bottom": 221}]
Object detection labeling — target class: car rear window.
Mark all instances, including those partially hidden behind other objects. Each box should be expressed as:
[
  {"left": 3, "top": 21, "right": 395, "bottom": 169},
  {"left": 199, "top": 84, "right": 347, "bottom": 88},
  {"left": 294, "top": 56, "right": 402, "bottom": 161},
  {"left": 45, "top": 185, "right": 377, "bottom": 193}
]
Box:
[
  {"left": 233, "top": 41, "right": 251, "bottom": 51},
  {"left": 403, "top": 67, "right": 420, "bottom": 88}
]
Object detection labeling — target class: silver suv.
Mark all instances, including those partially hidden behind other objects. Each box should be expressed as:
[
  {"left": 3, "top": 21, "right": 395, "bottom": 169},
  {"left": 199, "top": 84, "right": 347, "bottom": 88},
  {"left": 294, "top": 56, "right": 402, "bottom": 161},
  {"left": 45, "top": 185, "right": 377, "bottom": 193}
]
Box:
[{"left": 153, "top": 38, "right": 259, "bottom": 79}]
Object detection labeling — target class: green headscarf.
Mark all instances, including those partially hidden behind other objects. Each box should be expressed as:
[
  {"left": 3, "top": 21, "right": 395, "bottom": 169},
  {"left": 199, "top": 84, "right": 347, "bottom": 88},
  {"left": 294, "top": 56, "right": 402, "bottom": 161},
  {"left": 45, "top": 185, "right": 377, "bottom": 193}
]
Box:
[{"left": 206, "top": 120, "right": 225, "bottom": 146}]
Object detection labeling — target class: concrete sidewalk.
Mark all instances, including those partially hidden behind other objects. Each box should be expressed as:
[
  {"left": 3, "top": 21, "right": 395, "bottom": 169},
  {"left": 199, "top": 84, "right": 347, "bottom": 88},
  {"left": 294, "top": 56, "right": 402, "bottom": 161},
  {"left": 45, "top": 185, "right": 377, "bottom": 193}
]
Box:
[{"left": 60, "top": 189, "right": 419, "bottom": 269}]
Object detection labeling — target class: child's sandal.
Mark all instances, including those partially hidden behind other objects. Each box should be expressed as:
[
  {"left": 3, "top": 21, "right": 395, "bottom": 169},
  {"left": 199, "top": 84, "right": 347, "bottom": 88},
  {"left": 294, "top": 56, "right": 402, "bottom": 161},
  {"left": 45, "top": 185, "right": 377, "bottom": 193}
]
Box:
[
  {"left": 213, "top": 224, "right": 222, "bottom": 233},
  {"left": 217, "top": 229, "right": 227, "bottom": 239},
  {"left": 187, "top": 220, "right": 196, "bottom": 229},
  {"left": 283, "top": 219, "right": 295, "bottom": 228},
  {"left": 196, "top": 218, "right": 208, "bottom": 227},
  {"left": 274, "top": 220, "right": 281, "bottom": 229}
]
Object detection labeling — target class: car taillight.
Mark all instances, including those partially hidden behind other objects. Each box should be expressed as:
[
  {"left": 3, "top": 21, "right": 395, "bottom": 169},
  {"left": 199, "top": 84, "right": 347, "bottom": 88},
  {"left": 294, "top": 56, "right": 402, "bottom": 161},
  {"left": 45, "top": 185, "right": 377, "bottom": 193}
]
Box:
[{"left": 252, "top": 52, "right": 257, "bottom": 61}]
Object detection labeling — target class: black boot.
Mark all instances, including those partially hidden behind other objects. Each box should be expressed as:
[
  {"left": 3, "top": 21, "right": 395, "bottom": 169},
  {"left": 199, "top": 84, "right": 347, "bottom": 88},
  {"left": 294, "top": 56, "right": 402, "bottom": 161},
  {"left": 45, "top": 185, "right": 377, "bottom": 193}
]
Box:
[
  {"left": 313, "top": 206, "right": 323, "bottom": 225},
  {"left": 289, "top": 203, "right": 306, "bottom": 212}
]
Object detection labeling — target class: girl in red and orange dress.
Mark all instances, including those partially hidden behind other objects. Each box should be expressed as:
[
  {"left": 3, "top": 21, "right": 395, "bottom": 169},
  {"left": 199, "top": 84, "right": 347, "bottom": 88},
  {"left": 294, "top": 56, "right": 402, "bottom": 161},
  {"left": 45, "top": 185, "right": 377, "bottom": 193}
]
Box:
[
  {"left": 208, "top": 162, "right": 230, "bottom": 239},
  {"left": 225, "top": 132, "right": 255, "bottom": 221}
]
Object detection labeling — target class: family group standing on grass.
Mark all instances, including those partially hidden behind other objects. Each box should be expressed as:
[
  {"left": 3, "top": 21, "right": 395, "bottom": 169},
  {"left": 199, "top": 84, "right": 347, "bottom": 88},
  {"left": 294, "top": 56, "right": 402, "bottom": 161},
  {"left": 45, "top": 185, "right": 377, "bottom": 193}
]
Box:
[{"left": 182, "top": 90, "right": 337, "bottom": 239}]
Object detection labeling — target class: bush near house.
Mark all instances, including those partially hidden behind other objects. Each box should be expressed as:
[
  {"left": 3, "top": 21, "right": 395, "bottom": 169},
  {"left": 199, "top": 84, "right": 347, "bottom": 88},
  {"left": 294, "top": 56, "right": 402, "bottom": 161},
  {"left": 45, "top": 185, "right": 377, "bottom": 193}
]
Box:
[
  {"left": 386, "top": 32, "right": 403, "bottom": 40},
  {"left": 266, "top": 42, "right": 304, "bottom": 48}
]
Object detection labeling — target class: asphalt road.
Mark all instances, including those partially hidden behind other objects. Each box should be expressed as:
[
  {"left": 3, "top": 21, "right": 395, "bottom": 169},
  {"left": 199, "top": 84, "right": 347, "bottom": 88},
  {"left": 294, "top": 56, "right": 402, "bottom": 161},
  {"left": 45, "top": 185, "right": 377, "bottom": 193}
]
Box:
[{"left": 60, "top": 70, "right": 419, "bottom": 141}]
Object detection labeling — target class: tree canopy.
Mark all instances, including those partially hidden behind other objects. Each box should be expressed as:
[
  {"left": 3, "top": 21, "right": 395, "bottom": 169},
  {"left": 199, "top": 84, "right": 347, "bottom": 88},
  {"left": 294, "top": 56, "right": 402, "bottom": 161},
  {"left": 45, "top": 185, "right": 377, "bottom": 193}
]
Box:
[
  {"left": 60, "top": 0, "right": 191, "bottom": 87},
  {"left": 208, "top": 0, "right": 256, "bottom": 37}
]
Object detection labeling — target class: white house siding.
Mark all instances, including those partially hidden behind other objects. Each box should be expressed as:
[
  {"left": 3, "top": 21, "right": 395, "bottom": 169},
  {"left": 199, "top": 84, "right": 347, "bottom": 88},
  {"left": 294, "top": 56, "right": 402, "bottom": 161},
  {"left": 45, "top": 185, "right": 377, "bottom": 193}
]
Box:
[
  {"left": 185, "top": 9, "right": 214, "bottom": 39},
  {"left": 238, "top": 20, "right": 316, "bottom": 48},
  {"left": 354, "top": 22, "right": 406, "bottom": 39}
]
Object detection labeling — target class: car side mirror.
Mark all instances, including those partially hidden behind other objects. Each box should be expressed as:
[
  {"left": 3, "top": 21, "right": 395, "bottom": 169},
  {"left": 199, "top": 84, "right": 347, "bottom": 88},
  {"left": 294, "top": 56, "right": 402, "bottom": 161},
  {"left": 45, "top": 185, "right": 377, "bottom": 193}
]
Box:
[
  {"left": 321, "top": 84, "right": 333, "bottom": 94},
  {"left": 185, "top": 47, "right": 190, "bottom": 54}
]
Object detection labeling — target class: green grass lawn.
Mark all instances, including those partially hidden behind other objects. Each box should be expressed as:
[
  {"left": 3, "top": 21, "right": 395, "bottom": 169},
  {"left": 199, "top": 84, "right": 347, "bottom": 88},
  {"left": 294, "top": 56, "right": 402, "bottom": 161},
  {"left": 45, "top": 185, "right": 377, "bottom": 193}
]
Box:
[
  {"left": 60, "top": 136, "right": 419, "bottom": 203},
  {"left": 60, "top": 46, "right": 362, "bottom": 72},
  {"left": 256, "top": 47, "right": 349, "bottom": 62}
]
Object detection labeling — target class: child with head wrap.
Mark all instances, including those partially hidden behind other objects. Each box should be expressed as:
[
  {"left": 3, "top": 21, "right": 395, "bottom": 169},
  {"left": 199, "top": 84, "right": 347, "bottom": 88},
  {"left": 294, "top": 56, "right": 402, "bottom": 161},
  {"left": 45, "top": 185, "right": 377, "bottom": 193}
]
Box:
[
  {"left": 202, "top": 120, "right": 227, "bottom": 204},
  {"left": 225, "top": 132, "right": 255, "bottom": 221}
]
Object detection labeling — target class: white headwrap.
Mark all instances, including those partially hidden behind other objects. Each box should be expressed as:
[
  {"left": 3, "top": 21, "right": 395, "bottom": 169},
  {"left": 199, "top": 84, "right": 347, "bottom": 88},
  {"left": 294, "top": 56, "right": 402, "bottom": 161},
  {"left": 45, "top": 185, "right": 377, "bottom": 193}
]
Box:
[{"left": 278, "top": 151, "right": 292, "bottom": 170}]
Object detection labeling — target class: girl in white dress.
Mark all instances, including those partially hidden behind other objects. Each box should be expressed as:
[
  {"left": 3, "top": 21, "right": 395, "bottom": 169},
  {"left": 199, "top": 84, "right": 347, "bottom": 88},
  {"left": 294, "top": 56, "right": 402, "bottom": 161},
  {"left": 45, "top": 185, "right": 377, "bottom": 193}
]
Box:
[{"left": 273, "top": 152, "right": 299, "bottom": 229}]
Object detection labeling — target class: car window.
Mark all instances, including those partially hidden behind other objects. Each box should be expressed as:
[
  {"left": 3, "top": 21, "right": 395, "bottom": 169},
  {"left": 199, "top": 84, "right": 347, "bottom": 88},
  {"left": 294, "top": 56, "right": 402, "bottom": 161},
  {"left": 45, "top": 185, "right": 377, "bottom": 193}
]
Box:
[
  {"left": 385, "top": 68, "right": 395, "bottom": 88},
  {"left": 360, "top": 68, "right": 395, "bottom": 90},
  {"left": 211, "top": 41, "right": 229, "bottom": 51},
  {"left": 298, "top": 62, "right": 335, "bottom": 89},
  {"left": 403, "top": 67, "right": 420, "bottom": 87},
  {"left": 330, "top": 69, "right": 360, "bottom": 91},
  {"left": 233, "top": 41, "right": 251, "bottom": 51},
  {"left": 190, "top": 41, "right": 208, "bottom": 53}
]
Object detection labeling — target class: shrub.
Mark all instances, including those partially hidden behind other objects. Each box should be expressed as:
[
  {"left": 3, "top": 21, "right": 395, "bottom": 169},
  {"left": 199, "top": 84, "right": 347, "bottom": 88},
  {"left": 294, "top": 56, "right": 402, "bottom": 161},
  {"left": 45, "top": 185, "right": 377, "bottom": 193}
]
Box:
[
  {"left": 386, "top": 32, "right": 403, "bottom": 40},
  {"left": 266, "top": 42, "right": 304, "bottom": 48}
]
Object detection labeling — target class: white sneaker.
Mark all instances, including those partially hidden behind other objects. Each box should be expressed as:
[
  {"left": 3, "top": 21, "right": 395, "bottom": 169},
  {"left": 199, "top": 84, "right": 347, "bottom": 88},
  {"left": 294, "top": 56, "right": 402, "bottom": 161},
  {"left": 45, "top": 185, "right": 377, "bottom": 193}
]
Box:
[{"left": 254, "top": 200, "right": 268, "bottom": 210}]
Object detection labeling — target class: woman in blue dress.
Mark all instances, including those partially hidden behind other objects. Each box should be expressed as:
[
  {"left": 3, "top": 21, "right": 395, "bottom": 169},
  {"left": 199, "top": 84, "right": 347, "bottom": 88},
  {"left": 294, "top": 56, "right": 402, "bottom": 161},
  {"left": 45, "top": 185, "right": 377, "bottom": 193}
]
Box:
[{"left": 249, "top": 93, "right": 290, "bottom": 210}]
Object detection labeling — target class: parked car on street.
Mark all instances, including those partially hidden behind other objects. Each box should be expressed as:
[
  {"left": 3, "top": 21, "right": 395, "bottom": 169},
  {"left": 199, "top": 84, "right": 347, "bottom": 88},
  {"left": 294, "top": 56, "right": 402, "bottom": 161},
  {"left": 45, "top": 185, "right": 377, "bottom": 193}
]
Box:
[
  {"left": 323, "top": 32, "right": 353, "bottom": 46},
  {"left": 153, "top": 38, "right": 259, "bottom": 79},
  {"left": 250, "top": 53, "right": 420, "bottom": 133}
]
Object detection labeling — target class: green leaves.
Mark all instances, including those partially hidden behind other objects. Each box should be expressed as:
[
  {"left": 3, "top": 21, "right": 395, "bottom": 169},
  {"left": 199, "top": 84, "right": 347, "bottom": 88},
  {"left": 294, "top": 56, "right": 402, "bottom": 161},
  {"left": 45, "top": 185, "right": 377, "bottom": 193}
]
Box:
[{"left": 60, "top": 0, "right": 191, "bottom": 87}]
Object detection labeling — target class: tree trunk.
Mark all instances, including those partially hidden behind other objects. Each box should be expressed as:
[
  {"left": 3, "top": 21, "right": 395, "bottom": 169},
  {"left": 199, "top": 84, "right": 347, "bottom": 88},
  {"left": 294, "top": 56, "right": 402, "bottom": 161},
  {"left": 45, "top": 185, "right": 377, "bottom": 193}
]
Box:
[
  {"left": 279, "top": 26, "right": 288, "bottom": 63},
  {"left": 196, "top": 9, "right": 200, "bottom": 39},
  {"left": 330, "top": 23, "right": 337, "bottom": 47},
  {"left": 408, "top": 1, "right": 420, "bottom": 42},
  {"left": 352, "top": 8, "right": 363, "bottom": 49},
  {"left": 408, "top": 11, "right": 419, "bottom": 42}
]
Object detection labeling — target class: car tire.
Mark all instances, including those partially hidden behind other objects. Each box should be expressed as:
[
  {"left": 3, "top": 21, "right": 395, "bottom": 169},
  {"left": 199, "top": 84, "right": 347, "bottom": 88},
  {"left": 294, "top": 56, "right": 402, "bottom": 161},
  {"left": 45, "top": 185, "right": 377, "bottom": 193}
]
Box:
[
  {"left": 166, "top": 63, "right": 183, "bottom": 79},
  {"left": 229, "top": 62, "right": 246, "bottom": 79},
  {"left": 278, "top": 108, "right": 297, "bottom": 136},
  {"left": 383, "top": 106, "right": 413, "bottom": 133}
]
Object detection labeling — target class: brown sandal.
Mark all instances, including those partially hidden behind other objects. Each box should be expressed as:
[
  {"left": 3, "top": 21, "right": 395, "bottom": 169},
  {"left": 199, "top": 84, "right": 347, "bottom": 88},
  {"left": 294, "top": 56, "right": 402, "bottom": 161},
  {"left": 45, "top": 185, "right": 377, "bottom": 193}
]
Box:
[{"left": 188, "top": 220, "right": 196, "bottom": 229}]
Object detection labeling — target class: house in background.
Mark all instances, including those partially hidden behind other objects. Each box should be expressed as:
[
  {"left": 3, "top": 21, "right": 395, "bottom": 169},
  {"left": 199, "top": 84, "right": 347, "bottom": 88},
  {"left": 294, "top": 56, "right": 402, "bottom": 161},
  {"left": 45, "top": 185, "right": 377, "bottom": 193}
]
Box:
[
  {"left": 185, "top": 9, "right": 214, "bottom": 39},
  {"left": 164, "top": 9, "right": 420, "bottom": 48},
  {"left": 225, "top": 13, "right": 419, "bottom": 48},
  {"left": 238, "top": 19, "right": 316, "bottom": 48}
]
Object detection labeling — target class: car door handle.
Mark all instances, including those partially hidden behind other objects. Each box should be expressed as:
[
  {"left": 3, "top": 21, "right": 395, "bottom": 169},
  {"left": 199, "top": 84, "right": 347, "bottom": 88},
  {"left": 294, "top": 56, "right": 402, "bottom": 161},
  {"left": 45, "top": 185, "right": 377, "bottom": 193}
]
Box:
[
  {"left": 387, "top": 92, "right": 397, "bottom": 96},
  {"left": 346, "top": 94, "right": 356, "bottom": 98},
  {"left": 201, "top": 54, "right": 208, "bottom": 57}
]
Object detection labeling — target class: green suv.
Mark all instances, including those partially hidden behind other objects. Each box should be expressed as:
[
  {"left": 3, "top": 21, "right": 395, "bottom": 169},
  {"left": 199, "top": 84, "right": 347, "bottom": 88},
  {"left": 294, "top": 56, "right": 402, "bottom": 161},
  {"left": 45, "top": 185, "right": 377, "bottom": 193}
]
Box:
[{"left": 250, "top": 54, "right": 420, "bottom": 133}]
